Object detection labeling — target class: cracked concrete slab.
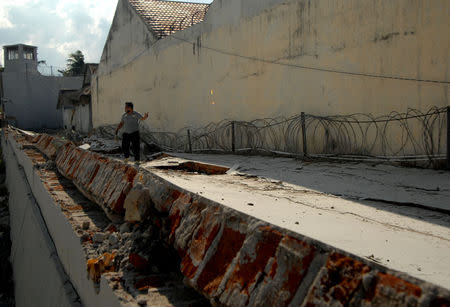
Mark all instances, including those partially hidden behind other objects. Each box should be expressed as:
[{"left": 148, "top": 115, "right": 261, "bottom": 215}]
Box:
[
  {"left": 169, "top": 153, "right": 450, "bottom": 213},
  {"left": 141, "top": 155, "right": 450, "bottom": 289}
]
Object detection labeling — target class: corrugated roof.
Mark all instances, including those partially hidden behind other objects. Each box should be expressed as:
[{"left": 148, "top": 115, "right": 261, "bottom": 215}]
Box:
[{"left": 128, "top": 0, "right": 209, "bottom": 38}]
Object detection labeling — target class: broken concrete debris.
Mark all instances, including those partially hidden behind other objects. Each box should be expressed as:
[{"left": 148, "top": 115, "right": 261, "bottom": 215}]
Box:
[
  {"left": 93, "top": 232, "right": 107, "bottom": 243},
  {"left": 124, "top": 183, "right": 152, "bottom": 223},
  {"left": 6, "top": 128, "right": 209, "bottom": 306},
  {"left": 4, "top": 128, "right": 450, "bottom": 307}
]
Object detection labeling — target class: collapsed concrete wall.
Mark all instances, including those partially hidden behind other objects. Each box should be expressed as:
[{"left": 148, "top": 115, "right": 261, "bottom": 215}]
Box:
[
  {"left": 3, "top": 128, "right": 447, "bottom": 306},
  {"left": 2, "top": 129, "right": 209, "bottom": 307}
]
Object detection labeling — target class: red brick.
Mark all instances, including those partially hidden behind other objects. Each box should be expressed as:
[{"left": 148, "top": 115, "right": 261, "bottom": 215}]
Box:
[
  {"left": 196, "top": 218, "right": 247, "bottom": 295},
  {"left": 361, "top": 273, "right": 422, "bottom": 306},
  {"left": 180, "top": 207, "right": 221, "bottom": 279},
  {"left": 248, "top": 235, "right": 317, "bottom": 306},
  {"left": 168, "top": 193, "right": 192, "bottom": 242},
  {"left": 219, "top": 226, "right": 284, "bottom": 306},
  {"left": 304, "top": 252, "right": 371, "bottom": 306},
  {"left": 170, "top": 199, "right": 206, "bottom": 255}
]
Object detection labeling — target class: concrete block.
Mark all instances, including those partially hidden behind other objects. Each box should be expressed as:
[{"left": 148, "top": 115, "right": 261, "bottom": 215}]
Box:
[
  {"left": 124, "top": 184, "right": 152, "bottom": 223},
  {"left": 93, "top": 232, "right": 107, "bottom": 243}
]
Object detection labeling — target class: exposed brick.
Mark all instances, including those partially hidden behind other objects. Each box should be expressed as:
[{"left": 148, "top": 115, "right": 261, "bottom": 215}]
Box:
[
  {"left": 170, "top": 199, "right": 207, "bottom": 255},
  {"left": 196, "top": 217, "right": 248, "bottom": 296},
  {"left": 160, "top": 188, "right": 182, "bottom": 213},
  {"left": 168, "top": 193, "right": 193, "bottom": 243},
  {"left": 180, "top": 206, "right": 222, "bottom": 279},
  {"left": 146, "top": 177, "right": 176, "bottom": 213},
  {"left": 35, "top": 134, "right": 59, "bottom": 160},
  {"left": 248, "top": 235, "right": 317, "bottom": 306},
  {"left": 56, "top": 145, "right": 138, "bottom": 216},
  {"left": 304, "top": 252, "right": 371, "bottom": 306},
  {"left": 358, "top": 273, "right": 422, "bottom": 306},
  {"left": 219, "top": 226, "right": 284, "bottom": 306}
]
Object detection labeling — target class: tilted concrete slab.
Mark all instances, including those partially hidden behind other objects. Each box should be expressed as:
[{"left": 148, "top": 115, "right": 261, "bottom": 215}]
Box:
[
  {"left": 144, "top": 155, "right": 450, "bottom": 289},
  {"left": 169, "top": 153, "right": 450, "bottom": 213}
]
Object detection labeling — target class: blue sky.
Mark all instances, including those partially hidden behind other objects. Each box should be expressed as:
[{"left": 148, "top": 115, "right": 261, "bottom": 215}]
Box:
[{"left": 0, "top": 0, "right": 212, "bottom": 69}]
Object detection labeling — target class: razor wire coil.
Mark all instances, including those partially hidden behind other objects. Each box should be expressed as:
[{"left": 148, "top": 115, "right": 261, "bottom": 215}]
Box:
[{"left": 96, "top": 106, "right": 448, "bottom": 166}]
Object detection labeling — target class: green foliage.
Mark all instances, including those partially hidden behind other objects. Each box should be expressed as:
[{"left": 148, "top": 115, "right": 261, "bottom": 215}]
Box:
[{"left": 59, "top": 50, "right": 85, "bottom": 76}]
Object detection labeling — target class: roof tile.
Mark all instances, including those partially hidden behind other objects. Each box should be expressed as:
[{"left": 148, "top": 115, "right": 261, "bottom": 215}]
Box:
[{"left": 128, "top": 0, "right": 210, "bottom": 38}]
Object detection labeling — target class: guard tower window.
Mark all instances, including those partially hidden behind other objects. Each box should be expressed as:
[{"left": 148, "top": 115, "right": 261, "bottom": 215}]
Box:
[
  {"left": 23, "top": 47, "right": 35, "bottom": 60},
  {"left": 7, "top": 47, "right": 19, "bottom": 60}
]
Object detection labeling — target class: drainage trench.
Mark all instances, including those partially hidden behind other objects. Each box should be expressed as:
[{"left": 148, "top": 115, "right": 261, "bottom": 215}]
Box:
[{"left": 5, "top": 130, "right": 210, "bottom": 307}]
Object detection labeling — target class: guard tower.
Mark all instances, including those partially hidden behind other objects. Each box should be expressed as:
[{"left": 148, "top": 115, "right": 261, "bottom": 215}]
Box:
[{"left": 3, "top": 44, "right": 38, "bottom": 73}]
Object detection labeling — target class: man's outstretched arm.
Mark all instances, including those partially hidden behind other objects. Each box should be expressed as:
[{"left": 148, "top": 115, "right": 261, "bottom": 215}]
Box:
[
  {"left": 140, "top": 112, "right": 149, "bottom": 121},
  {"left": 115, "top": 121, "right": 124, "bottom": 135}
]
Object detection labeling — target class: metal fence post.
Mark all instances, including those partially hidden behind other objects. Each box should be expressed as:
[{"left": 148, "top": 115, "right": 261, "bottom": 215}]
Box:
[
  {"left": 447, "top": 106, "right": 450, "bottom": 169},
  {"left": 231, "top": 121, "right": 236, "bottom": 153},
  {"left": 187, "top": 129, "right": 192, "bottom": 153},
  {"left": 301, "top": 112, "right": 307, "bottom": 157}
]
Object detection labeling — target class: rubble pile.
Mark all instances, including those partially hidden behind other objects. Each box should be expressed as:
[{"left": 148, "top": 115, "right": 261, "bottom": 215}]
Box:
[{"left": 82, "top": 135, "right": 122, "bottom": 154}]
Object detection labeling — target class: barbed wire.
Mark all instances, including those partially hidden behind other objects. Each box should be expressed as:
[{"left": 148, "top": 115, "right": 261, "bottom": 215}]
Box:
[{"left": 96, "top": 107, "right": 448, "bottom": 167}]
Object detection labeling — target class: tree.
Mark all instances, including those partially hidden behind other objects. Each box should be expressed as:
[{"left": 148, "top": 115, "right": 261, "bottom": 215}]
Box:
[{"left": 59, "top": 50, "right": 85, "bottom": 76}]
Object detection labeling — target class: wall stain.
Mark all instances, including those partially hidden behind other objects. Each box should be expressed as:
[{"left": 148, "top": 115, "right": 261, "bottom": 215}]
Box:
[{"left": 373, "top": 32, "right": 400, "bottom": 42}]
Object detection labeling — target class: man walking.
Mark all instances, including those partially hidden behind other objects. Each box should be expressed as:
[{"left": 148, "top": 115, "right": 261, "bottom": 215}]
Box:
[{"left": 115, "top": 102, "right": 148, "bottom": 162}]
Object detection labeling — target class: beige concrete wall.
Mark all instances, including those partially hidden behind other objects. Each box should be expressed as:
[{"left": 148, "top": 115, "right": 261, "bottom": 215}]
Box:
[{"left": 93, "top": 0, "right": 449, "bottom": 134}]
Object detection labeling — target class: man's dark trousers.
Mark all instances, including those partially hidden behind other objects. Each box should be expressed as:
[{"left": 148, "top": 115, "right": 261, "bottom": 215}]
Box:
[{"left": 122, "top": 131, "right": 140, "bottom": 161}]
